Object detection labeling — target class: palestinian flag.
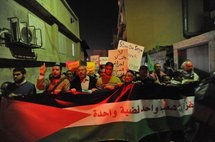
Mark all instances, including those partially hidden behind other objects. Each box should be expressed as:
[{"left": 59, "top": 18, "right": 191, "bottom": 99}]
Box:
[{"left": 0, "top": 96, "right": 194, "bottom": 142}]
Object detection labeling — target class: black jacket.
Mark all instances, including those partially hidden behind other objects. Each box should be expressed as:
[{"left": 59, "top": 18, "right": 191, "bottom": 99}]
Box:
[{"left": 70, "top": 76, "right": 97, "bottom": 91}]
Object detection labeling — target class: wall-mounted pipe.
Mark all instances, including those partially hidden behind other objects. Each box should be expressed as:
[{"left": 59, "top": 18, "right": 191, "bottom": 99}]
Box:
[
  {"left": 182, "top": 0, "right": 202, "bottom": 38},
  {"left": 0, "top": 29, "right": 9, "bottom": 37}
]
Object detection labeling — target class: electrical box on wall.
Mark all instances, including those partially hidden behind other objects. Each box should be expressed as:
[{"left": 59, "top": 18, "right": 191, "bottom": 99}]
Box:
[
  {"left": 2, "top": 17, "right": 43, "bottom": 60},
  {"left": 8, "top": 17, "right": 42, "bottom": 48}
]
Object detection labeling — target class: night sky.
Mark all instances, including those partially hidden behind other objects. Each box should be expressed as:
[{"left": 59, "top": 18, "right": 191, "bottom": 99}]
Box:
[{"left": 67, "top": 0, "right": 119, "bottom": 56}]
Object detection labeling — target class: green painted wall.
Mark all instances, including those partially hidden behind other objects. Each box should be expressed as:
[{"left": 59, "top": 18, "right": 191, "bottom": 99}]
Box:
[
  {"left": 36, "top": 0, "right": 80, "bottom": 37},
  {"left": 0, "top": 0, "right": 81, "bottom": 88},
  {"left": 125, "top": 0, "right": 203, "bottom": 52}
]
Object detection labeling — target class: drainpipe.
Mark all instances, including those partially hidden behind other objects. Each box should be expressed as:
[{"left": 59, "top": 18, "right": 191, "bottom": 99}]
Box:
[{"left": 182, "top": 0, "right": 202, "bottom": 38}]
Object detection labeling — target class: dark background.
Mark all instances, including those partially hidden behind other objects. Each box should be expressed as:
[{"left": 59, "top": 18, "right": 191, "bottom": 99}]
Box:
[
  {"left": 67, "top": 0, "right": 119, "bottom": 56},
  {"left": 67, "top": 0, "right": 215, "bottom": 57}
]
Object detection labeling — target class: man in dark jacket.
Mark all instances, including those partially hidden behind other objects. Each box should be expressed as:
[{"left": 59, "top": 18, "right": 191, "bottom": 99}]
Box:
[
  {"left": 70, "top": 65, "right": 97, "bottom": 94},
  {"left": 5, "top": 68, "right": 36, "bottom": 98},
  {"left": 136, "top": 65, "right": 155, "bottom": 85}
]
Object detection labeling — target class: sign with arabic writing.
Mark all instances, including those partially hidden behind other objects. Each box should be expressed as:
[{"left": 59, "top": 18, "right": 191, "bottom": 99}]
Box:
[
  {"left": 118, "top": 40, "right": 144, "bottom": 72},
  {"left": 108, "top": 49, "right": 128, "bottom": 76},
  {"left": 66, "top": 60, "right": 79, "bottom": 71},
  {"left": 99, "top": 57, "right": 108, "bottom": 65},
  {"left": 87, "top": 62, "right": 96, "bottom": 75},
  {"left": 90, "top": 55, "right": 100, "bottom": 69}
]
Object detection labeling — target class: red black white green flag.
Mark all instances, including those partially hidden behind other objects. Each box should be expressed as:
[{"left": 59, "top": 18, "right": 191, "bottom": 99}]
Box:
[{"left": 0, "top": 96, "right": 194, "bottom": 142}]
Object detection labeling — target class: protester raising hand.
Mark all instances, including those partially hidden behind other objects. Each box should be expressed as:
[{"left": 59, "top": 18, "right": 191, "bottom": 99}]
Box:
[
  {"left": 40, "top": 63, "right": 47, "bottom": 76},
  {"left": 37, "top": 63, "right": 71, "bottom": 94}
]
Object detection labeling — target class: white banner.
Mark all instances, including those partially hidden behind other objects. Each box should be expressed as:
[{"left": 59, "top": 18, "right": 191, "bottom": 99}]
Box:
[
  {"left": 118, "top": 40, "right": 144, "bottom": 71},
  {"left": 65, "top": 97, "right": 194, "bottom": 127}
]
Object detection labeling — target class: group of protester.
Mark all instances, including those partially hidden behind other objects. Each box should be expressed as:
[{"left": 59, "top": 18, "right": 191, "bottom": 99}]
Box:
[
  {"left": 0, "top": 59, "right": 200, "bottom": 98},
  {"left": 2, "top": 59, "right": 215, "bottom": 142}
]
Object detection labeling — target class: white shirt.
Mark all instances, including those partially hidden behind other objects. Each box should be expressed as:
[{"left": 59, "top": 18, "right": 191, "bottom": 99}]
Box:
[{"left": 81, "top": 75, "right": 90, "bottom": 91}]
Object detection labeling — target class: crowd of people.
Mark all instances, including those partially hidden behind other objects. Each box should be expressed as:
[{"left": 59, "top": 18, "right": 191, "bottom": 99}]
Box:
[
  {"left": 1, "top": 59, "right": 215, "bottom": 142},
  {"left": 0, "top": 59, "right": 200, "bottom": 98}
]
